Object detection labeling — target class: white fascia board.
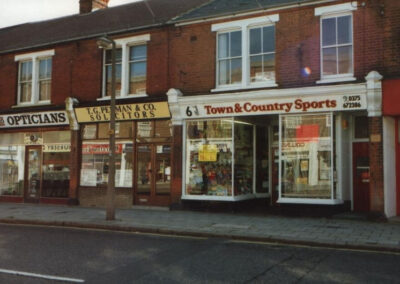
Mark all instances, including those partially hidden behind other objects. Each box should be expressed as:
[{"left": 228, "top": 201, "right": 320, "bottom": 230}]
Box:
[
  {"left": 176, "top": 83, "right": 367, "bottom": 105},
  {"left": 315, "top": 2, "right": 357, "bottom": 16},
  {"left": 211, "top": 14, "right": 279, "bottom": 31},
  {"left": 15, "top": 49, "right": 55, "bottom": 61},
  {"left": 114, "top": 34, "right": 151, "bottom": 46}
]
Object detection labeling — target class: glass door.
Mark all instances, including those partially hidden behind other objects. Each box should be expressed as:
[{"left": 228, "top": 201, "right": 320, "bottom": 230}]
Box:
[
  {"left": 135, "top": 144, "right": 171, "bottom": 206},
  {"left": 25, "top": 146, "right": 42, "bottom": 202}
]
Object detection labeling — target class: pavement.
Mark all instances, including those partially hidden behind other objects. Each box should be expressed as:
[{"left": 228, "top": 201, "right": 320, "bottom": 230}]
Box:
[{"left": 0, "top": 203, "right": 400, "bottom": 253}]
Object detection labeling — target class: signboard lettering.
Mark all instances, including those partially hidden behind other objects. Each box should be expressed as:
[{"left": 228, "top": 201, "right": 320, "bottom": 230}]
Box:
[
  {"left": 0, "top": 111, "right": 69, "bottom": 128},
  {"left": 75, "top": 102, "right": 170, "bottom": 123}
]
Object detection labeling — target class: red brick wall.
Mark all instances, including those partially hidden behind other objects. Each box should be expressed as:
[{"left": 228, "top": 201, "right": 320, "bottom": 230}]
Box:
[
  {"left": 169, "top": 0, "right": 400, "bottom": 93},
  {"left": 0, "top": 28, "right": 170, "bottom": 111},
  {"left": 369, "top": 117, "right": 384, "bottom": 213}
]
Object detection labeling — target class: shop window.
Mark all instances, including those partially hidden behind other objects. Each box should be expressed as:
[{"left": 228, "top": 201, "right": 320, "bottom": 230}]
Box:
[
  {"left": 80, "top": 123, "right": 133, "bottom": 187},
  {"left": 280, "top": 114, "right": 335, "bottom": 201},
  {"left": 315, "top": 2, "right": 357, "bottom": 84},
  {"left": 15, "top": 50, "right": 54, "bottom": 105},
  {"left": 185, "top": 118, "right": 255, "bottom": 200},
  {"left": 212, "top": 15, "right": 279, "bottom": 91},
  {"left": 137, "top": 120, "right": 172, "bottom": 142},
  {"left": 101, "top": 34, "right": 150, "bottom": 98},
  {"left": 354, "top": 116, "right": 369, "bottom": 140},
  {"left": 0, "top": 141, "right": 25, "bottom": 196}
]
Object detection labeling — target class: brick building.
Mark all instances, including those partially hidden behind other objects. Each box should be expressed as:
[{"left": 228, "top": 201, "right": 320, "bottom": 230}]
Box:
[
  {"left": 166, "top": 0, "right": 400, "bottom": 217},
  {"left": 0, "top": 0, "right": 398, "bottom": 217},
  {"left": 0, "top": 0, "right": 208, "bottom": 207}
]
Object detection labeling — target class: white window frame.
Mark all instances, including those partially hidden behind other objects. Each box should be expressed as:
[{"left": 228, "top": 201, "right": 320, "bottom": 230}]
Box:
[
  {"left": 99, "top": 34, "right": 150, "bottom": 100},
  {"left": 315, "top": 2, "right": 357, "bottom": 84},
  {"left": 211, "top": 15, "right": 279, "bottom": 92},
  {"left": 15, "top": 49, "right": 55, "bottom": 106}
]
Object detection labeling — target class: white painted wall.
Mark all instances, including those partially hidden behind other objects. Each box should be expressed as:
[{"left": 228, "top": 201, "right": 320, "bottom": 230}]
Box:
[{"left": 383, "top": 116, "right": 397, "bottom": 217}]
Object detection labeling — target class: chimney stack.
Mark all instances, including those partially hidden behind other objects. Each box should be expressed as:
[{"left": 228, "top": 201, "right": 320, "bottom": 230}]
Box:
[{"left": 80, "top": 0, "right": 110, "bottom": 14}]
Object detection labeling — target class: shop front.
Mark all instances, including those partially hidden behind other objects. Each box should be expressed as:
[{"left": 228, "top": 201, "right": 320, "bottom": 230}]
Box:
[
  {"left": 72, "top": 100, "right": 173, "bottom": 207},
  {"left": 0, "top": 110, "right": 71, "bottom": 204},
  {"left": 167, "top": 76, "right": 385, "bottom": 213}
]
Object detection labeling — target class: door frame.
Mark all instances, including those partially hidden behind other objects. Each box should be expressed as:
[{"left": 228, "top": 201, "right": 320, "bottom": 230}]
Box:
[
  {"left": 24, "top": 145, "right": 42, "bottom": 203},
  {"left": 134, "top": 143, "right": 171, "bottom": 206}
]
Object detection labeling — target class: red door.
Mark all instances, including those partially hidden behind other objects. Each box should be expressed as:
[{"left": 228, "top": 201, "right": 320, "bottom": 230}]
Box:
[{"left": 353, "top": 142, "right": 370, "bottom": 212}]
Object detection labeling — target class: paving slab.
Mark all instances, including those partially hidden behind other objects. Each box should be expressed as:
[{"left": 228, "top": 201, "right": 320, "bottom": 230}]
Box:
[{"left": 0, "top": 203, "right": 399, "bottom": 252}]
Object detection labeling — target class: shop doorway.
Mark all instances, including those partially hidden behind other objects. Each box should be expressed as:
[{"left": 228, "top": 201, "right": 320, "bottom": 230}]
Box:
[
  {"left": 352, "top": 142, "right": 370, "bottom": 212},
  {"left": 135, "top": 143, "right": 171, "bottom": 206},
  {"left": 24, "top": 146, "right": 42, "bottom": 203}
]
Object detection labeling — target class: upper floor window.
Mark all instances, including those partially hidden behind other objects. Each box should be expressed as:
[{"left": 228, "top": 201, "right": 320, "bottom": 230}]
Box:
[
  {"left": 15, "top": 50, "right": 54, "bottom": 105},
  {"left": 315, "top": 2, "right": 357, "bottom": 84},
  {"left": 101, "top": 34, "right": 149, "bottom": 99},
  {"left": 212, "top": 15, "right": 279, "bottom": 92}
]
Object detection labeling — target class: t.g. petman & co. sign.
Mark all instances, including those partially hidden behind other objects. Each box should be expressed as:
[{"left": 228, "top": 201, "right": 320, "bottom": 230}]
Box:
[
  {"left": 183, "top": 94, "right": 367, "bottom": 118},
  {"left": 0, "top": 111, "right": 69, "bottom": 128}
]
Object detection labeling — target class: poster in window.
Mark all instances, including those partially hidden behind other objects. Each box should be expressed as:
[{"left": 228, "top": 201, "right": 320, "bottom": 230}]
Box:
[
  {"left": 198, "top": 144, "right": 217, "bottom": 162},
  {"left": 80, "top": 169, "right": 97, "bottom": 186}
]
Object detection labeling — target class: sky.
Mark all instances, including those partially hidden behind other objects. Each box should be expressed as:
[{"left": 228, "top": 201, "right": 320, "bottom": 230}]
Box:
[{"left": 0, "top": 0, "right": 141, "bottom": 28}]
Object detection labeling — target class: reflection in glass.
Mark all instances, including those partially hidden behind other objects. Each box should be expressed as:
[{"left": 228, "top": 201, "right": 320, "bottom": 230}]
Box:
[
  {"left": 322, "top": 47, "right": 337, "bottom": 76},
  {"left": 19, "top": 61, "right": 32, "bottom": 102},
  {"left": 42, "top": 152, "right": 69, "bottom": 198},
  {"left": 0, "top": 146, "right": 24, "bottom": 196},
  {"left": 39, "top": 58, "right": 52, "bottom": 101},
  {"left": 129, "top": 45, "right": 147, "bottom": 95},
  {"left": 249, "top": 26, "right": 275, "bottom": 82},
  {"left": 105, "top": 48, "right": 122, "bottom": 97},
  {"left": 234, "top": 121, "right": 253, "bottom": 195},
  {"left": 186, "top": 119, "right": 233, "bottom": 196},
  {"left": 280, "top": 114, "right": 333, "bottom": 199},
  {"left": 218, "top": 31, "right": 242, "bottom": 85},
  {"left": 155, "top": 145, "right": 171, "bottom": 194},
  {"left": 137, "top": 145, "right": 151, "bottom": 193}
]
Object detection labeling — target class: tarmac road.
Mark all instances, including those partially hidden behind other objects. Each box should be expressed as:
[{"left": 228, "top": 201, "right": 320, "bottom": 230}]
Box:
[{"left": 0, "top": 224, "right": 399, "bottom": 284}]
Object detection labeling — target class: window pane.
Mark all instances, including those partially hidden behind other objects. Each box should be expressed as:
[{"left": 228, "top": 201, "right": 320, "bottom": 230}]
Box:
[
  {"left": 230, "top": 31, "right": 242, "bottom": 57},
  {"left": 263, "top": 26, "right": 275, "bottom": 53},
  {"left": 116, "top": 122, "right": 133, "bottom": 138},
  {"left": 281, "top": 114, "right": 333, "bottom": 199},
  {"left": 106, "top": 63, "right": 122, "bottom": 97},
  {"left": 39, "top": 81, "right": 51, "bottom": 101},
  {"left": 250, "top": 55, "right": 262, "bottom": 82},
  {"left": 338, "top": 46, "right": 352, "bottom": 74},
  {"left": 186, "top": 119, "right": 233, "bottom": 196},
  {"left": 129, "top": 61, "right": 146, "bottom": 94},
  {"left": 337, "top": 15, "right": 352, "bottom": 44},
  {"left": 21, "top": 82, "right": 32, "bottom": 102},
  {"left": 20, "top": 61, "right": 32, "bottom": 81},
  {"left": 155, "top": 120, "right": 172, "bottom": 138},
  {"left": 322, "top": 47, "right": 337, "bottom": 75},
  {"left": 0, "top": 145, "right": 25, "bottom": 196},
  {"left": 105, "top": 48, "right": 122, "bottom": 64},
  {"left": 249, "top": 28, "right": 261, "bottom": 55},
  {"left": 230, "top": 58, "right": 242, "bottom": 84},
  {"left": 218, "top": 33, "right": 229, "bottom": 59},
  {"left": 322, "top": 18, "right": 336, "bottom": 46},
  {"left": 218, "top": 59, "right": 229, "bottom": 85},
  {"left": 39, "top": 58, "right": 52, "bottom": 79},
  {"left": 42, "top": 152, "right": 69, "bottom": 198},
  {"left": 81, "top": 141, "right": 132, "bottom": 187},
  {"left": 263, "top": 53, "right": 275, "bottom": 81},
  {"left": 130, "top": 45, "right": 146, "bottom": 61},
  {"left": 234, "top": 122, "right": 253, "bottom": 196},
  {"left": 137, "top": 145, "right": 151, "bottom": 193}
]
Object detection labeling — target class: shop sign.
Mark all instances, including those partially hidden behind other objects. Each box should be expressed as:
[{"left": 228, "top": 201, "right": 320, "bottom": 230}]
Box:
[
  {"left": 74, "top": 102, "right": 170, "bottom": 123},
  {"left": 198, "top": 144, "right": 218, "bottom": 162},
  {"left": 24, "top": 133, "right": 43, "bottom": 145},
  {"left": 43, "top": 144, "right": 71, "bottom": 152},
  {"left": 183, "top": 95, "right": 366, "bottom": 118},
  {"left": 0, "top": 111, "right": 69, "bottom": 128},
  {"left": 82, "top": 144, "right": 123, "bottom": 154}
]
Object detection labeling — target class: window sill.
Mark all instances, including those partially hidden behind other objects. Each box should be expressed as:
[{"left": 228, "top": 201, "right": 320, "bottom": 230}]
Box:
[
  {"left": 277, "top": 197, "right": 344, "bottom": 205},
  {"left": 182, "top": 193, "right": 256, "bottom": 202},
  {"left": 211, "top": 82, "right": 278, "bottom": 93},
  {"left": 97, "top": 94, "right": 148, "bottom": 101},
  {"left": 12, "top": 102, "right": 52, "bottom": 108},
  {"left": 316, "top": 76, "right": 356, "bottom": 84}
]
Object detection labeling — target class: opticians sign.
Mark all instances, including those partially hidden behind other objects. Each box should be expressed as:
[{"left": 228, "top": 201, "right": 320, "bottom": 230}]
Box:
[
  {"left": 75, "top": 102, "right": 170, "bottom": 123},
  {"left": 0, "top": 111, "right": 69, "bottom": 128},
  {"left": 183, "top": 94, "right": 367, "bottom": 118}
]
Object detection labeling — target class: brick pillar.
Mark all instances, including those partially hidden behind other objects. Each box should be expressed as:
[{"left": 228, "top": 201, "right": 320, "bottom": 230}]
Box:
[
  {"left": 369, "top": 117, "right": 384, "bottom": 213},
  {"left": 171, "top": 125, "right": 183, "bottom": 205},
  {"left": 68, "top": 129, "right": 81, "bottom": 205}
]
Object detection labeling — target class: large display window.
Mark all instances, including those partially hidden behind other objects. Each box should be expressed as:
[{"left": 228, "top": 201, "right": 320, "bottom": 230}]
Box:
[
  {"left": 80, "top": 122, "right": 133, "bottom": 187},
  {"left": 185, "top": 118, "right": 255, "bottom": 201},
  {"left": 0, "top": 131, "right": 71, "bottom": 198},
  {"left": 279, "top": 113, "right": 337, "bottom": 203}
]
